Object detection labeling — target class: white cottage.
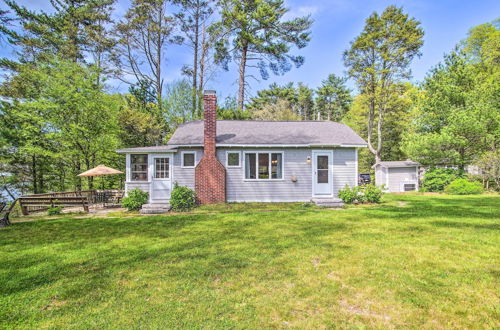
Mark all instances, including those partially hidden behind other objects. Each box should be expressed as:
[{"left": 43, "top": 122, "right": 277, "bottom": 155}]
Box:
[{"left": 373, "top": 160, "right": 420, "bottom": 192}]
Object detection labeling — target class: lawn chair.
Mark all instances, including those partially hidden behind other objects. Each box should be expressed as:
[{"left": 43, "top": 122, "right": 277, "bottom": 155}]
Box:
[{"left": 0, "top": 199, "right": 17, "bottom": 227}]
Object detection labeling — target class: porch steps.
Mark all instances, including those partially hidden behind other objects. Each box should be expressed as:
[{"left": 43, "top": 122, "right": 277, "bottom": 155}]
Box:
[
  {"left": 140, "top": 203, "right": 171, "bottom": 214},
  {"left": 312, "top": 198, "right": 344, "bottom": 208}
]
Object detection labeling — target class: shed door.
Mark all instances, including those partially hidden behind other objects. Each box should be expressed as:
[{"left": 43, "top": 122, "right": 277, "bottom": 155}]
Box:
[
  {"left": 312, "top": 151, "right": 333, "bottom": 196},
  {"left": 151, "top": 156, "right": 171, "bottom": 202}
]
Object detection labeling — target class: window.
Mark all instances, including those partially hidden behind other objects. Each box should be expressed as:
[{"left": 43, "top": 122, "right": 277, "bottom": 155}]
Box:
[
  {"left": 227, "top": 152, "right": 240, "bottom": 167},
  {"left": 403, "top": 183, "right": 416, "bottom": 192},
  {"left": 131, "top": 154, "right": 148, "bottom": 181},
  {"left": 155, "top": 158, "right": 169, "bottom": 179},
  {"left": 182, "top": 152, "right": 196, "bottom": 168},
  {"left": 317, "top": 155, "right": 329, "bottom": 184},
  {"left": 245, "top": 152, "right": 283, "bottom": 180}
]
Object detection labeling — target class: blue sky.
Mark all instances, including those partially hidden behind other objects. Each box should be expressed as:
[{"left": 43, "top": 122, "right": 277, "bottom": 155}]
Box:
[{"left": 1, "top": 0, "right": 499, "bottom": 101}]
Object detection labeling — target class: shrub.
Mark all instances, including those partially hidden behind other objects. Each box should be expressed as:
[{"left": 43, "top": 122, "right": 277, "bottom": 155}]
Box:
[
  {"left": 363, "top": 184, "right": 383, "bottom": 203},
  {"left": 170, "top": 183, "right": 196, "bottom": 211},
  {"left": 338, "top": 184, "right": 384, "bottom": 204},
  {"left": 338, "top": 185, "right": 357, "bottom": 204},
  {"left": 47, "top": 206, "right": 63, "bottom": 216},
  {"left": 122, "top": 188, "right": 149, "bottom": 211},
  {"left": 421, "top": 168, "right": 463, "bottom": 192},
  {"left": 445, "top": 179, "right": 484, "bottom": 195}
]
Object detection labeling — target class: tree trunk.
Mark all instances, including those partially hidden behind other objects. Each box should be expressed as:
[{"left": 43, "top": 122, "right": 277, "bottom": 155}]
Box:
[
  {"left": 238, "top": 44, "right": 248, "bottom": 110},
  {"left": 192, "top": 5, "right": 200, "bottom": 117},
  {"left": 199, "top": 22, "right": 207, "bottom": 117}
]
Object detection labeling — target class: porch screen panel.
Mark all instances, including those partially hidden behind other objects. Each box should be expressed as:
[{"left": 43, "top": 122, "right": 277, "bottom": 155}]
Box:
[{"left": 131, "top": 154, "right": 148, "bottom": 181}]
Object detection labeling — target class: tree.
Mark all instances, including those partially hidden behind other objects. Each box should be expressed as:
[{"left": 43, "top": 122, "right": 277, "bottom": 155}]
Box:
[
  {"left": 315, "top": 74, "right": 352, "bottom": 121},
  {"left": 252, "top": 98, "right": 300, "bottom": 121},
  {"left": 2, "top": 0, "right": 115, "bottom": 65},
  {"left": 163, "top": 79, "right": 197, "bottom": 130},
  {"left": 173, "top": 0, "right": 215, "bottom": 115},
  {"left": 118, "top": 96, "right": 164, "bottom": 147},
  {"left": 344, "top": 6, "right": 424, "bottom": 163},
  {"left": 474, "top": 150, "right": 500, "bottom": 190},
  {"left": 344, "top": 83, "right": 417, "bottom": 172},
  {"left": 115, "top": 0, "right": 181, "bottom": 113},
  {"left": 212, "top": 0, "right": 312, "bottom": 109},
  {"left": 403, "top": 21, "right": 499, "bottom": 168},
  {"left": 217, "top": 96, "right": 252, "bottom": 120}
]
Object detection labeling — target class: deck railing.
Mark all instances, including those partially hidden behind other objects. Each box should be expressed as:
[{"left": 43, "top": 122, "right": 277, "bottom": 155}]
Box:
[{"left": 18, "top": 189, "right": 124, "bottom": 215}]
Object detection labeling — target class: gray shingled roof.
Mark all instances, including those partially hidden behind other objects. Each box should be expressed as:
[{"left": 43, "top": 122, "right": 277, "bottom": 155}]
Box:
[
  {"left": 374, "top": 160, "right": 420, "bottom": 168},
  {"left": 167, "top": 120, "right": 367, "bottom": 146}
]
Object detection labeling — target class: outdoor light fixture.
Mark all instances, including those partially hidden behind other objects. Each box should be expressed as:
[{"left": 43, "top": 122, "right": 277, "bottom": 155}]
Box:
[{"left": 306, "top": 156, "right": 311, "bottom": 164}]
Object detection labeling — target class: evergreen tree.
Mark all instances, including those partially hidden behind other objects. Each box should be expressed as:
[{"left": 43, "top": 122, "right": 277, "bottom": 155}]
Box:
[
  {"left": 315, "top": 74, "right": 352, "bottom": 122},
  {"left": 344, "top": 6, "right": 424, "bottom": 163},
  {"left": 211, "top": 0, "right": 312, "bottom": 109}
]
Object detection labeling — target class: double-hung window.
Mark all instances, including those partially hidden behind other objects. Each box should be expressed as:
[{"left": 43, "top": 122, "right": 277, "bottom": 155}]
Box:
[
  {"left": 131, "top": 154, "right": 148, "bottom": 181},
  {"left": 244, "top": 152, "right": 283, "bottom": 180}
]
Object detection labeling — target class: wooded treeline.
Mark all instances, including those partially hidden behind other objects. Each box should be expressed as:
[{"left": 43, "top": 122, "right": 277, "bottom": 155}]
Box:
[{"left": 0, "top": 1, "right": 497, "bottom": 196}]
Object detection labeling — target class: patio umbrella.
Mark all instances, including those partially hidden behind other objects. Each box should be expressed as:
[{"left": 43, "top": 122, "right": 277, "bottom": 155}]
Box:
[{"left": 78, "top": 165, "right": 124, "bottom": 189}]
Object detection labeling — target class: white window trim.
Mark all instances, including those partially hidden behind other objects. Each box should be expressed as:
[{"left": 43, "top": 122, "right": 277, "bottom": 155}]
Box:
[
  {"left": 130, "top": 153, "right": 149, "bottom": 182},
  {"left": 226, "top": 151, "right": 241, "bottom": 168},
  {"left": 181, "top": 151, "right": 196, "bottom": 168},
  {"left": 243, "top": 151, "right": 285, "bottom": 181}
]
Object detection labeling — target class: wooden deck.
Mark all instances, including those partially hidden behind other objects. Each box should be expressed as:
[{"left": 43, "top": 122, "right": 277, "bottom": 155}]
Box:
[{"left": 18, "top": 190, "right": 124, "bottom": 215}]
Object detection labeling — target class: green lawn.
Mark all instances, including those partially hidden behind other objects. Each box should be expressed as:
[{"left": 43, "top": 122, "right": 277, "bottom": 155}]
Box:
[{"left": 1, "top": 194, "right": 499, "bottom": 328}]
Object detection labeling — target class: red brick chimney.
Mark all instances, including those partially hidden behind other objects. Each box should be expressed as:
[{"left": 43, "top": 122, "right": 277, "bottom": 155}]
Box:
[{"left": 195, "top": 90, "right": 226, "bottom": 204}]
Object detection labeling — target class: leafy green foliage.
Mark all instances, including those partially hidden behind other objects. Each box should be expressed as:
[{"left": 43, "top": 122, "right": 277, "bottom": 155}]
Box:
[
  {"left": 445, "top": 179, "right": 484, "bottom": 195},
  {"left": 344, "top": 5, "right": 424, "bottom": 163},
  {"left": 421, "top": 168, "right": 463, "bottom": 192},
  {"left": 170, "top": 183, "right": 196, "bottom": 211},
  {"left": 122, "top": 188, "right": 149, "bottom": 211},
  {"left": 47, "top": 206, "right": 63, "bottom": 216},
  {"left": 338, "top": 184, "right": 384, "bottom": 204},
  {"left": 403, "top": 21, "right": 499, "bottom": 168},
  {"left": 315, "top": 74, "right": 352, "bottom": 121}
]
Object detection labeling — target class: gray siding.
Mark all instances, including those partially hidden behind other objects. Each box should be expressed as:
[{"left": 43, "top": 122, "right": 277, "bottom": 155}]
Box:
[
  {"left": 218, "top": 147, "right": 357, "bottom": 202},
  {"left": 125, "top": 182, "right": 150, "bottom": 195},
  {"left": 125, "top": 147, "right": 359, "bottom": 202},
  {"left": 172, "top": 148, "right": 203, "bottom": 190},
  {"left": 332, "top": 148, "right": 357, "bottom": 195},
  {"left": 374, "top": 165, "right": 387, "bottom": 189},
  {"left": 387, "top": 167, "right": 418, "bottom": 192},
  {"left": 218, "top": 148, "right": 312, "bottom": 202}
]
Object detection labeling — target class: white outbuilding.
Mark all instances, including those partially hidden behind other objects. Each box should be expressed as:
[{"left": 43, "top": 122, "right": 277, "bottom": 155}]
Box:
[{"left": 373, "top": 160, "right": 420, "bottom": 192}]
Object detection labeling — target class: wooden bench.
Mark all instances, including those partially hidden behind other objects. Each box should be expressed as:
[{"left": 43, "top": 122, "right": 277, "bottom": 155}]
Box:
[{"left": 19, "top": 196, "right": 89, "bottom": 215}]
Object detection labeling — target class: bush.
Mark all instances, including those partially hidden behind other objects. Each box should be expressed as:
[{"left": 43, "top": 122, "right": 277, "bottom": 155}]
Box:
[
  {"left": 421, "top": 168, "right": 463, "bottom": 192},
  {"left": 47, "top": 206, "right": 63, "bottom": 216},
  {"left": 445, "top": 179, "right": 484, "bottom": 195},
  {"left": 122, "top": 188, "right": 149, "bottom": 211},
  {"left": 170, "top": 183, "right": 196, "bottom": 211},
  {"left": 363, "top": 184, "right": 383, "bottom": 203},
  {"left": 338, "top": 185, "right": 358, "bottom": 204},
  {"left": 338, "top": 184, "right": 384, "bottom": 204}
]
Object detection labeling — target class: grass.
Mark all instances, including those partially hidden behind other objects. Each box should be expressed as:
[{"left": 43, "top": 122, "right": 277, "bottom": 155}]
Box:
[{"left": 1, "top": 194, "right": 499, "bottom": 328}]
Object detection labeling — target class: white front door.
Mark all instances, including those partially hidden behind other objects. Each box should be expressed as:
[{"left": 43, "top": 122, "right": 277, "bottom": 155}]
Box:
[
  {"left": 312, "top": 151, "right": 333, "bottom": 197},
  {"left": 151, "top": 156, "right": 172, "bottom": 202}
]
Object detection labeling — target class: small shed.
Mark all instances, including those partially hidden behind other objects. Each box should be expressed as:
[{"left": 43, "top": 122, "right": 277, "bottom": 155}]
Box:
[{"left": 373, "top": 160, "right": 420, "bottom": 192}]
